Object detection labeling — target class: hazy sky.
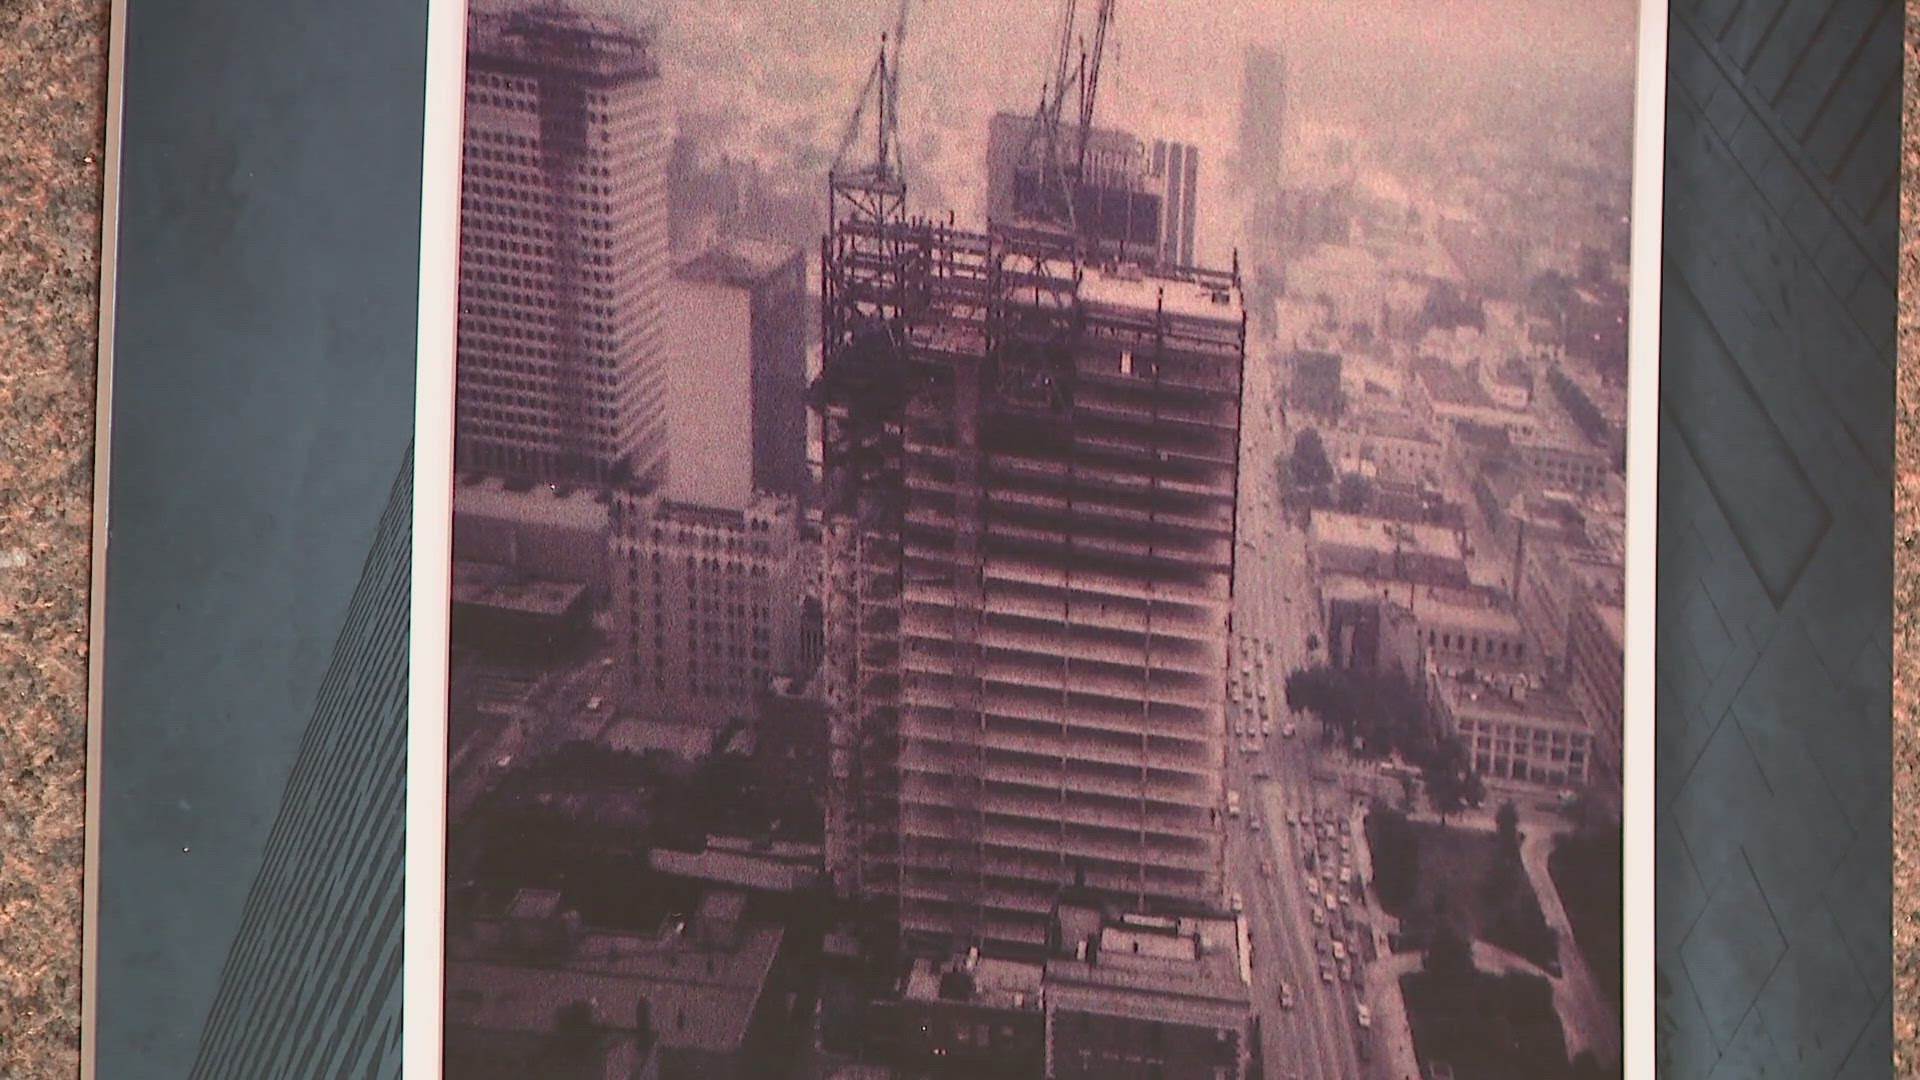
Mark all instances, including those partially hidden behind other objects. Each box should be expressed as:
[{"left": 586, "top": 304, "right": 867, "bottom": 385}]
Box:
[{"left": 476, "top": 0, "right": 1643, "bottom": 261}]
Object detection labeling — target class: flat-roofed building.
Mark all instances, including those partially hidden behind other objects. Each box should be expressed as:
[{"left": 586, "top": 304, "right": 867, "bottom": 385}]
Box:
[
  {"left": 664, "top": 238, "right": 809, "bottom": 506},
  {"left": 444, "top": 888, "right": 793, "bottom": 1080},
  {"left": 871, "top": 953, "right": 1047, "bottom": 1077},
  {"left": 1308, "top": 510, "right": 1470, "bottom": 590},
  {"left": 1428, "top": 669, "right": 1591, "bottom": 788},
  {"left": 451, "top": 559, "right": 594, "bottom": 663},
  {"left": 454, "top": 472, "right": 613, "bottom": 593},
  {"left": 1043, "top": 909, "right": 1254, "bottom": 1080},
  {"left": 1566, "top": 599, "right": 1625, "bottom": 800}
]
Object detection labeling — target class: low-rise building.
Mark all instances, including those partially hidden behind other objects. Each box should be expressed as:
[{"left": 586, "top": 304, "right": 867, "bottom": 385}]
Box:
[
  {"left": 871, "top": 952, "right": 1047, "bottom": 1078},
  {"left": 1566, "top": 599, "right": 1625, "bottom": 800},
  {"left": 1309, "top": 509, "right": 1470, "bottom": 590},
  {"left": 451, "top": 559, "right": 594, "bottom": 664},
  {"left": 454, "top": 473, "right": 615, "bottom": 594},
  {"left": 1043, "top": 909, "right": 1255, "bottom": 1080},
  {"left": 610, "top": 490, "right": 805, "bottom": 723},
  {"left": 1428, "top": 669, "right": 1591, "bottom": 788},
  {"left": 445, "top": 888, "right": 795, "bottom": 1080}
]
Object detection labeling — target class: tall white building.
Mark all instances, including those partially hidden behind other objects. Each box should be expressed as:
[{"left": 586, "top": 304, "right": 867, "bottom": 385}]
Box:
[
  {"left": 457, "top": 6, "right": 673, "bottom": 485},
  {"left": 664, "top": 238, "right": 810, "bottom": 510},
  {"left": 610, "top": 490, "right": 804, "bottom": 723}
]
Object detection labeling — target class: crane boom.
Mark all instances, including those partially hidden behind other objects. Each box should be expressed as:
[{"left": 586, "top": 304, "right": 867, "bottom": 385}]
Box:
[{"left": 1075, "top": 0, "right": 1116, "bottom": 172}]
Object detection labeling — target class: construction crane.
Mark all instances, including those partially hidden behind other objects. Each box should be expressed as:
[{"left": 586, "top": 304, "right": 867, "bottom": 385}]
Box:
[
  {"left": 1014, "top": 0, "right": 1118, "bottom": 236},
  {"left": 829, "top": 0, "right": 910, "bottom": 228}
]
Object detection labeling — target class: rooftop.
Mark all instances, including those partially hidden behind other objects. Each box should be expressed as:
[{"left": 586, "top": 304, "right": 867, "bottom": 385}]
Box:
[
  {"left": 675, "top": 237, "right": 803, "bottom": 288},
  {"left": 452, "top": 560, "right": 590, "bottom": 617},
  {"left": 1312, "top": 511, "right": 1464, "bottom": 562},
  {"left": 1435, "top": 675, "right": 1586, "bottom": 729},
  {"left": 1414, "top": 591, "right": 1524, "bottom": 636},
  {"left": 903, "top": 955, "right": 1045, "bottom": 1012},
  {"left": 1412, "top": 357, "right": 1494, "bottom": 409},
  {"left": 1080, "top": 265, "right": 1243, "bottom": 326},
  {"left": 455, "top": 473, "right": 612, "bottom": 532}
]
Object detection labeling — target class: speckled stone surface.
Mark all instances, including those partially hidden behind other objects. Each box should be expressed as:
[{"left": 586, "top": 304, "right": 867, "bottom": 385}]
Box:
[
  {"left": 0, "top": 3, "right": 1912, "bottom": 1080},
  {"left": 0, "top": 0, "right": 106, "bottom": 1075},
  {"left": 1893, "top": 8, "right": 1919, "bottom": 1076}
]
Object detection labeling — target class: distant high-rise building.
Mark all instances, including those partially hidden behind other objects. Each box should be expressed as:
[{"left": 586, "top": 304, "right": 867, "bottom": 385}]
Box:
[
  {"left": 984, "top": 112, "right": 1169, "bottom": 265},
  {"left": 1239, "top": 44, "right": 1286, "bottom": 182},
  {"left": 1150, "top": 138, "right": 1200, "bottom": 267},
  {"left": 610, "top": 489, "right": 804, "bottom": 723},
  {"left": 817, "top": 203, "right": 1245, "bottom": 953},
  {"left": 665, "top": 238, "right": 810, "bottom": 508},
  {"left": 456, "top": 5, "right": 673, "bottom": 486}
]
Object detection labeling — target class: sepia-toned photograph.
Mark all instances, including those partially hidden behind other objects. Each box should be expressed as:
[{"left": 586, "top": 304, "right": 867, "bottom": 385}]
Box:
[{"left": 436, "top": 1, "right": 1653, "bottom": 1076}]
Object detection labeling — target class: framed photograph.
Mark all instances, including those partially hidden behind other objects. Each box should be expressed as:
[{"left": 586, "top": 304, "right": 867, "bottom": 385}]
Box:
[{"left": 411, "top": 0, "right": 1665, "bottom": 1077}]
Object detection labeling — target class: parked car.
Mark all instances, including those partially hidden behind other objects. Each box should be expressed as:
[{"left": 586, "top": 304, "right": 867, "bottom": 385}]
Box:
[{"left": 1355, "top": 1004, "right": 1372, "bottom": 1028}]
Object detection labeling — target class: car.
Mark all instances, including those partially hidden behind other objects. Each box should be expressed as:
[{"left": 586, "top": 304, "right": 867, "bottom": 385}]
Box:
[
  {"left": 1338, "top": 960, "right": 1351, "bottom": 981},
  {"left": 1321, "top": 964, "right": 1334, "bottom": 984},
  {"left": 1249, "top": 817, "right": 1262, "bottom": 833},
  {"left": 585, "top": 695, "right": 604, "bottom": 711},
  {"left": 1283, "top": 723, "right": 1297, "bottom": 738},
  {"left": 1230, "top": 891, "right": 1244, "bottom": 913},
  {"left": 1305, "top": 874, "right": 1318, "bottom": 894},
  {"left": 1325, "top": 893, "right": 1338, "bottom": 912},
  {"left": 1355, "top": 1004, "right": 1372, "bottom": 1028},
  {"left": 1279, "top": 984, "right": 1296, "bottom": 1010},
  {"left": 1332, "top": 941, "right": 1346, "bottom": 961},
  {"left": 1285, "top": 810, "right": 1296, "bottom": 826},
  {"left": 1254, "top": 769, "right": 1271, "bottom": 780}
]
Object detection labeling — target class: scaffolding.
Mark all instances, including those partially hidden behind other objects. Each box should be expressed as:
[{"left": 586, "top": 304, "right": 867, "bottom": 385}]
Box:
[{"left": 817, "top": 200, "right": 1248, "bottom": 953}]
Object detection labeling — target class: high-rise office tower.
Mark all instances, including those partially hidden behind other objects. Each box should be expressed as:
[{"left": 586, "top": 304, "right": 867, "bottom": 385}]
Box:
[
  {"left": 984, "top": 112, "right": 1168, "bottom": 266},
  {"left": 456, "top": 5, "right": 673, "bottom": 486},
  {"left": 188, "top": 454, "right": 413, "bottom": 1079},
  {"left": 818, "top": 181, "right": 1246, "bottom": 953},
  {"left": 1238, "top": 44, "right": 1286, "bottom": 182},
  {"left": 1150, "top": 138, "right": 1200, "bottom": 267},
  {"left": 665, "top": 238, "right": 810, "bottom": 507}
]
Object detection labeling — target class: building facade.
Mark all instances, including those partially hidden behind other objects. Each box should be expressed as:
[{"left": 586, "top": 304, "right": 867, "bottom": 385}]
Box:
[
  {"left": 187, "top": 456, "right": 412, "bottom": 1080},
  {"left": 1429, "top": 669, "right": 1591, "bottom": 788},
  {"left": 1565, "top": 599, "right": 1625, "bottom": 798},
  {"left": 1238, "top": 44, "right": 1286, "bottom": 182},
  {"left": 1149, "top": 139, "right": 1200, "bottom": 267},
  {"left": 610, "top": 490, "right": 804, "bottom": 723},
  {"left": 665, "top": 238, "right": 810, "bottom": 506},
  {"left": 458, "top": 6, "right": 673, "bottom": 485},
  {"left": 818, "top": 211, "right": 1243, "bottom": 952}
]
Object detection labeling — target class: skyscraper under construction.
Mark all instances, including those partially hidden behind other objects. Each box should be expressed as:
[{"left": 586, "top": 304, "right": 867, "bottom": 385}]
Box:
[{"left": 816, "top": 15, "right": 1246, "bottom": 954}]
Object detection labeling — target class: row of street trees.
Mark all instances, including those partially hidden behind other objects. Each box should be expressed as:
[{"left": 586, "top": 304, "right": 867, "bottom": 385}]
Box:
[{"left": 1283, "top": 662, "right": 1486, "bottom": 821}]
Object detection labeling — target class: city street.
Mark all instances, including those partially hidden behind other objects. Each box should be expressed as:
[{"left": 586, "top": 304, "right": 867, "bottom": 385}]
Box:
[{"left": 1225, "top": 344, "right": 1399, "bottom": 1080}]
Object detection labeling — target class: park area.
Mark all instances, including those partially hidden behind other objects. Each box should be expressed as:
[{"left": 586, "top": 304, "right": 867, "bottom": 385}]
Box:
[{"left": 1366, "top": 805, "right": 1558, "bottom": 969}]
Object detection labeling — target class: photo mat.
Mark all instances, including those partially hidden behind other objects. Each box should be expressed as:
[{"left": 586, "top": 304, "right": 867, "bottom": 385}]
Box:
[{"left": 416, "top": 1, "right": 1667, "bottom": 1076}]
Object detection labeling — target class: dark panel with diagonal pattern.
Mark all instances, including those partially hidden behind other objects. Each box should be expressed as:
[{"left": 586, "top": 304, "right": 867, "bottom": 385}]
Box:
[{"left": 1657, "top": 0, "right": 1895, "bottom": 1076}]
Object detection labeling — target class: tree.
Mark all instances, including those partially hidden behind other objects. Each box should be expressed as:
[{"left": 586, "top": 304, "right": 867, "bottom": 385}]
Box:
[
  {"left": 1290, "top": 428, "right": 1334, "bottom": 489},
  {"left": 1336, "top": 471, "right": 1373, "bottom": 512},
  {"left": 1496, "top": 800, "right": 1521, "bottom": 849},
  {"left": 1425, "top": 737, "right": 1470, "bottom": 825}
]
